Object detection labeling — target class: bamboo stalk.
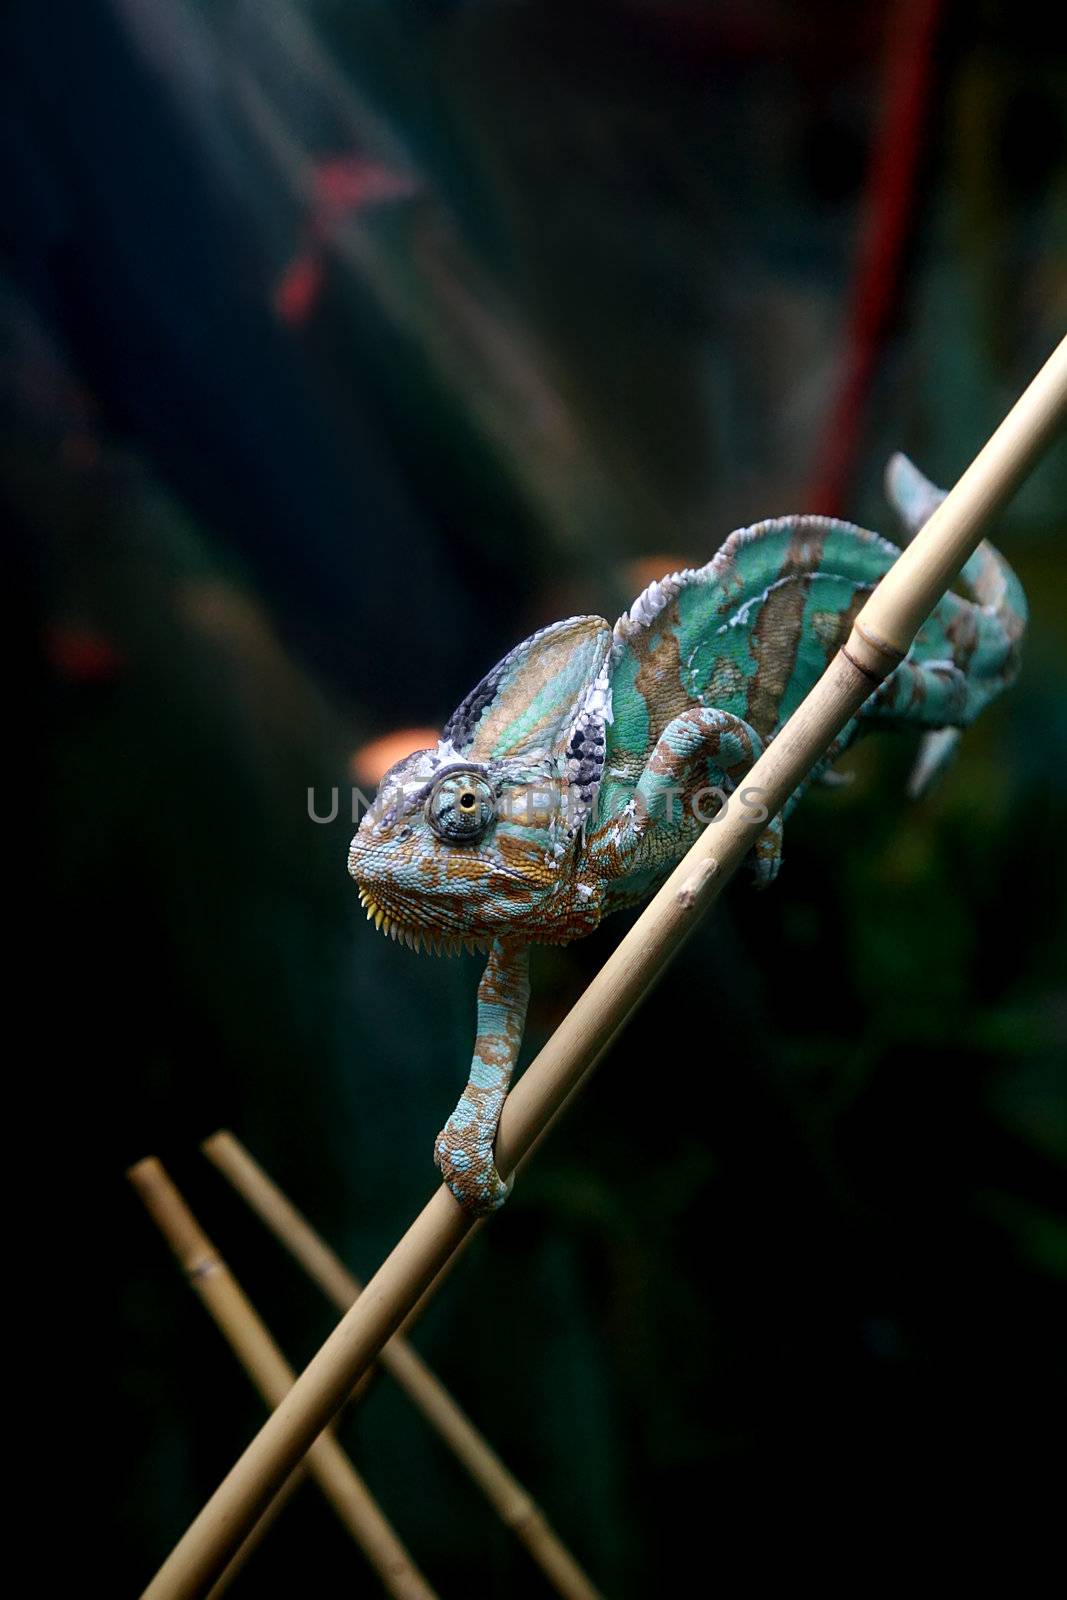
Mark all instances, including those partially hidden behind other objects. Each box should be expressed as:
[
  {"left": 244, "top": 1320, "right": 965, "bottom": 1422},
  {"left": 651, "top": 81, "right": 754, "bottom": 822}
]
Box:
[
  {"left": 204, "top": 1461, "right": 304, "bottom": 1599},
  {"left": 142, "top": 334, "right": 1067, "bottom": 1600},
  {"left": 129, "top": 1159, "right": 439, "bottom": 1600},
  {"left": 202, "top": 1130, "right": 602, "bottom": 1600}
]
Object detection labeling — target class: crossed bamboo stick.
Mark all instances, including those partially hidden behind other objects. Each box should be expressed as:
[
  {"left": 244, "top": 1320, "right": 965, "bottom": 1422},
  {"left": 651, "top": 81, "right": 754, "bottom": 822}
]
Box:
[
  {"left": 131, "top": 1136, "right": 600, "bottom": 1598},
  {"left": 140, "top": 334, "right": 1067, "bottom": 1598}
]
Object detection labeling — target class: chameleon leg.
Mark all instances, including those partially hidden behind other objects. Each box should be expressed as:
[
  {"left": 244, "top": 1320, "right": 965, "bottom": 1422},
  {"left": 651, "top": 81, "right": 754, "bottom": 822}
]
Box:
[
  {"left": 797, "top": 652, "right": 969, "bottom": 805},
  {"left": 865, "top": 656, "right": 970, "bottom": 728},
  {"left": 603, "top": 706, "right": 784, "bottom": 887},
  {"left": 434, "top": 939, "right": 530, "bottom": 1215}
]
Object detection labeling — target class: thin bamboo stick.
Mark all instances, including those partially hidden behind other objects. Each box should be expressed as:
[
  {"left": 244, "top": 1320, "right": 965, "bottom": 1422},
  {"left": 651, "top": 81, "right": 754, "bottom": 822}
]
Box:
[
  {"left": 206, "top": 1312, "right": 371, "bottom": 1596},
  {"left": 142, "top": 334, "right": 1067, "bottom": 1600},
  {"left": 129, "top": 1158, "right": 439, "bottom": 1600},
  {"left": 202, "top": 1130, "right": 602, "bottom": 1600}
]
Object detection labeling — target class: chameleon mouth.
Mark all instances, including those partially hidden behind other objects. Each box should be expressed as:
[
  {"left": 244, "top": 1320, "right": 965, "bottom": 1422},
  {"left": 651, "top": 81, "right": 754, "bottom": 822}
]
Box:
[{"left": 356, "top": 886, "right": 489, "bottom": 957}]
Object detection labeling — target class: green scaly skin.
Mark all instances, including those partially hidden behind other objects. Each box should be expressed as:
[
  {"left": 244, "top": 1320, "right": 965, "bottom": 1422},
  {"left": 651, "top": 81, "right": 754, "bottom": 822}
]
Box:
[{"left": 347, "top": 456, "right": 1027, "bottom": 1214}]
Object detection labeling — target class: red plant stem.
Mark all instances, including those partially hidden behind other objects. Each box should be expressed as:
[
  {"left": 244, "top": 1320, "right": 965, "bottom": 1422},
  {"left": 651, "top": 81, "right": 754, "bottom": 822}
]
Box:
[{"left": 808, "top": 0, "right": 943, "bottom": 514}]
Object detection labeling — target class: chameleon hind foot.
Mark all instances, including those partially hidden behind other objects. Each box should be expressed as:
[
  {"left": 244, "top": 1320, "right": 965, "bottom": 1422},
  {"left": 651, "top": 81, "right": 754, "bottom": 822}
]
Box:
[{"left": 605, "top": 705, "right": 784, "bottom": 888}]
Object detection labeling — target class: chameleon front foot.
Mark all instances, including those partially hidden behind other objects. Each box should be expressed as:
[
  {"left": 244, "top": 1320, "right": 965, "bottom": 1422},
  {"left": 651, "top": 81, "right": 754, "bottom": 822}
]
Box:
[
  {"left": 435, "top": 1110, "right": 513, "bottom": 1214},
  {"left": 434, "top": 938, "right": 529, "bottom": 1215}
]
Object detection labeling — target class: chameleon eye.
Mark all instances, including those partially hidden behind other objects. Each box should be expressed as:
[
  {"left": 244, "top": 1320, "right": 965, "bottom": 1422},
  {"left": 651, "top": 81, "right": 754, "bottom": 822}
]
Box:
[{"left": 426, "top": 770, "right": 495, "bottom": 844}]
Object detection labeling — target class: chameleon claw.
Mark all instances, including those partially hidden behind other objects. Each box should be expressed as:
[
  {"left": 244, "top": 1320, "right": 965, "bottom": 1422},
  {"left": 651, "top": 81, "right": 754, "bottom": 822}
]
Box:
[{"left": 435, "top": 1134, "right": 513, "bottom": 1215}]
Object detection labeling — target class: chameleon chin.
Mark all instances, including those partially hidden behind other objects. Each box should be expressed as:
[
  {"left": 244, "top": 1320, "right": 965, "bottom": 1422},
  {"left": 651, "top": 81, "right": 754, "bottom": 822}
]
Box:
[{"left": 349, "top": 454, "right": 1026, "bottom": 1216}]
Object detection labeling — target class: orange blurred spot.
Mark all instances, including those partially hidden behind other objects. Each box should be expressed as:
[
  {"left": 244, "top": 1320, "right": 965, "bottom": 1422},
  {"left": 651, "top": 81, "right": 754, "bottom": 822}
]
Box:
[
  {"left": 350, "top": 727, "right": 439, "bottom": 787},
  {"left": 622, "top": 555, "right": 691, "bottom": 596}
]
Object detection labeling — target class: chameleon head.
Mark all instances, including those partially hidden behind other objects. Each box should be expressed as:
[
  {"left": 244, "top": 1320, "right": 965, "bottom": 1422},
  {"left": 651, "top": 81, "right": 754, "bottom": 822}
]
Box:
[{"left": 348, "top": 615, "right": 615, "bottom": 952}]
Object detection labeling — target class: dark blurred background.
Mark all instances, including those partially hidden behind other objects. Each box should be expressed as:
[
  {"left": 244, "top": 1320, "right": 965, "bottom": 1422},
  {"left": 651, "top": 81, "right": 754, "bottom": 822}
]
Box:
[{"left": 6, "top": 0, "right": 1065, "bottom": 1591}]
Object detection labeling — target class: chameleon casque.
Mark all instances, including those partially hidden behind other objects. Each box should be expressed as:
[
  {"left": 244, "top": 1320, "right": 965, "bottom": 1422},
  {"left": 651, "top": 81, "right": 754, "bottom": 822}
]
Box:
[{"left": 348, "top": 456, "right": 1026, "bottom": 1214}]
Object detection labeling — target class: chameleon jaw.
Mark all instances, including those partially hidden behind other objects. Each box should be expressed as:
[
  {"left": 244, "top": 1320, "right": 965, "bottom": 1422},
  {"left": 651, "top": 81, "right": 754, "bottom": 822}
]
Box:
[{"left": 355, "top": 886, "right": 489, "bottom": 957}]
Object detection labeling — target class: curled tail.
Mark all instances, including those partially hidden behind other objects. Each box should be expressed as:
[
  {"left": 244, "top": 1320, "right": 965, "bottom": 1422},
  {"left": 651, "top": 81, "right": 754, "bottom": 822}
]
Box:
[
  {"left": 883, "top": 453, "right": 1028, "bottom": 794},
  {"left": 886, "top": 452, "right": 1027, "bottom": 684}
]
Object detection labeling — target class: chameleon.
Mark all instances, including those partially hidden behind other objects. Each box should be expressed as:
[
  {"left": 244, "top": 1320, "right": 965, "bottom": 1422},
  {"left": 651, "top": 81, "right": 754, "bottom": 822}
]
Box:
[{"left": 347, "top": 455, "right": 1026, "bottom": 1214}]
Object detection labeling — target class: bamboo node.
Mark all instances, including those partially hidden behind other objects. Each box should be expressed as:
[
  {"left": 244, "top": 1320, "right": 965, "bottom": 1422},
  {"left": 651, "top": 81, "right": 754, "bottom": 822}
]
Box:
[
  {"left": 187, "top": 1253, "right": 223, "bottom": 1283},
  {"left": 502, "top": 1497, "right": 541, "bottom": 1534},
  {"left": 675, "top": 856, "right": 719, "bottom": 908},
  {"left": 844, "top": 617, "right": 905, "bottom": 681}
]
